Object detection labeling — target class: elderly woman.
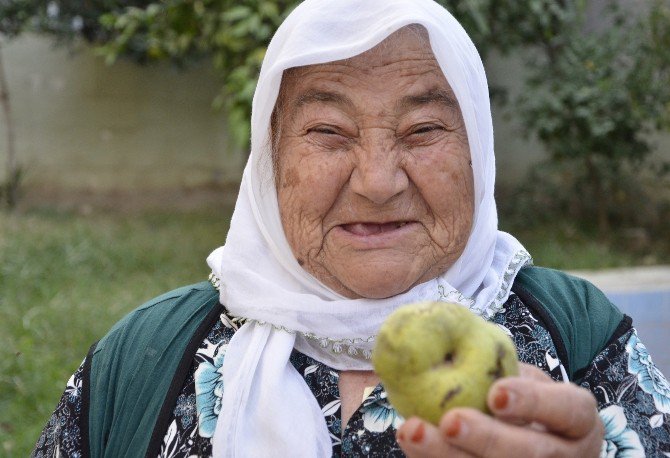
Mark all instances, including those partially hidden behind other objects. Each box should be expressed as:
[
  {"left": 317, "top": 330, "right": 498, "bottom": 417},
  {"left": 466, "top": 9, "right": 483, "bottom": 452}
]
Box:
[{"left": 35, "top": 0, "right": 669, "bottom": 456}]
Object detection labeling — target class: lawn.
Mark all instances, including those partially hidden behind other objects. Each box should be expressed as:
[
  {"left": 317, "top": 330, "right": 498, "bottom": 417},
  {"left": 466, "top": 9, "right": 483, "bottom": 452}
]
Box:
[
  {"left": 0, "top": 204, "right": 661, "bottom": 456},
  {"left": 0, "top": 206, "right": 231, "bottom": 456}
]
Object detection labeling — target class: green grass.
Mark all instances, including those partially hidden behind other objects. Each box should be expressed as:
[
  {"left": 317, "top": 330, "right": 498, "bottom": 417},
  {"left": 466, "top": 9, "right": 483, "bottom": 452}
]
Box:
[
  {"left": 505, "top": 221, "right": 667, "bottom": 271},
  {"left": 510, "top": 226, "right": 638, "bottom": 270},
  {"left": 1, "top": 206, "right": 661, "bottom": 456},
  {"left": 0, "top": 207, "right": 231, "bottom": 456}
]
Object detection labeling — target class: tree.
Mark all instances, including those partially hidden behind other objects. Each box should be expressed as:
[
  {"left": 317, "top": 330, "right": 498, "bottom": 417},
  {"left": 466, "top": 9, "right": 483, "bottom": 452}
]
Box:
[
  {"left": 0, "top": 40, "right": 19, "bottom": 208},
  {"left": 518, "top": 0, "right": 670, "bottom": 232},
  {"left": 0, "top": 0, "right": 39, "bottom": 209}
]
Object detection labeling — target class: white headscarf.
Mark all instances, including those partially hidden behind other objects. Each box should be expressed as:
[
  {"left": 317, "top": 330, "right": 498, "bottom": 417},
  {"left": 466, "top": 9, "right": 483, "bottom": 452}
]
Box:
[{"left": 207, "top": 0, "right": 531, "bottom": 455}]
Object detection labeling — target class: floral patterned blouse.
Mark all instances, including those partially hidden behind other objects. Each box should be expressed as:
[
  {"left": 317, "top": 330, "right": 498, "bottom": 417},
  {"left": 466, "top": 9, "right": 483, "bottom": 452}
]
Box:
[{"left": 34, "top": 293, "right": 670, "bottom": 457}]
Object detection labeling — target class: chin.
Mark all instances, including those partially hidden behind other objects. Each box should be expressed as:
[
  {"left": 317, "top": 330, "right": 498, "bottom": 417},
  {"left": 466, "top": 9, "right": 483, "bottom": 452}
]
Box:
[
  {"left": 343, "top": 273, "right": 416, "bottom": 299},
  {"left": 319, "top": 254, "right": 430, "bottom": 299}
]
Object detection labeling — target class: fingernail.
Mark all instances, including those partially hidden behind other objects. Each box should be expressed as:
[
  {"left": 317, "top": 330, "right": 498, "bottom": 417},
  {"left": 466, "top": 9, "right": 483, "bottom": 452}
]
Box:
[
  {"left": 397, "top": 430, "right": 406, "bottom": 442},
  {"left": 444, "top": 417, "right": 461, "bottom": 438},
  {"left": 410, "top": 422, "right": 425, "bottom": 443},
  {"left": 493, "top": 388, "right": 512, "bottom": 411}
]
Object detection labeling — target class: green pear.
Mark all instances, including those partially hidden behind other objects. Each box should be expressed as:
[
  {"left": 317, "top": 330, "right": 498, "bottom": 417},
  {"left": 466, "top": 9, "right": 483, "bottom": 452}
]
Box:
[{"left": 372, "top": 301, "right": 519, "bottom": 425}]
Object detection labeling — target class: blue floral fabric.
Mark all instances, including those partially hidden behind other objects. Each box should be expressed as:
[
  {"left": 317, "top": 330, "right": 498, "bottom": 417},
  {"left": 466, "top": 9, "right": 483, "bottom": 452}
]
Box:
[
  {"left": 158, "top": 312, "right": 236, "bottom": 457},
  {"left": 491, "top": 295, "right": 568, "bottom": 382},
  {"left": 627, "top": 333, "right": 670, "bottom": 416},
  {"left": 580, "top": 328, "right": 670, "bottom": 456},
  {"left": 194, "top": 347, "right": 226, "bottom": 437},
  {"left": 35, "top": 294, "right": 670, "bottom": 457},
  {"left": 32, "top": 360, "right": 85, "bottom": 458}
]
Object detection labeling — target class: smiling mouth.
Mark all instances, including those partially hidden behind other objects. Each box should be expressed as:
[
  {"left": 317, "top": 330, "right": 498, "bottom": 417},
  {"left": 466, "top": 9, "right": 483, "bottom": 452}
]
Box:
[{"left": 340, "top": 221, "right": 411, "bottom": 236}]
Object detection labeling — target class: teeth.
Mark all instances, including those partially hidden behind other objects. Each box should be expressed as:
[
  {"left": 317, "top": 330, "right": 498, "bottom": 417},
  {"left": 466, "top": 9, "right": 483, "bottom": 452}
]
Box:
[{"left": 342, "top": 222, "right": 409, "bottom": 235}]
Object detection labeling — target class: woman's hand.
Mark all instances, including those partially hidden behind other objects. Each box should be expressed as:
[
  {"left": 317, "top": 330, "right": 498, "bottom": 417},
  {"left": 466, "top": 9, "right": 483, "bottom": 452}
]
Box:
[{"left": 396, "top": 363, "right": 604, "bottom": 457}]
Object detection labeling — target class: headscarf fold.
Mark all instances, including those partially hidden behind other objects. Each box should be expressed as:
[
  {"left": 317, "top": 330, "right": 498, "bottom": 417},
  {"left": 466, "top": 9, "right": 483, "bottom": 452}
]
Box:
[{"left": 207, "top": 0, "right": 531, "bottom": 455}]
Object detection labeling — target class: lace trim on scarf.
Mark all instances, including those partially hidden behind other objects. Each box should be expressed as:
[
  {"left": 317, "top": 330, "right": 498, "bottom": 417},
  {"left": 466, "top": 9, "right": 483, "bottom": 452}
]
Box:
[
  {"left": 479, "top": 250, "right": 533, "bottom": 319},
  {"left": 208, "top": 249, "right": 531, "bottom": 359}
]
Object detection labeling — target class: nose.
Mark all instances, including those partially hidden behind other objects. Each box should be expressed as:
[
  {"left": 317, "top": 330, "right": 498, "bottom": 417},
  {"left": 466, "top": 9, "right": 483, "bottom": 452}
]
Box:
[{"left": 349, "top": 135, "right": 409, "bottom": 205}]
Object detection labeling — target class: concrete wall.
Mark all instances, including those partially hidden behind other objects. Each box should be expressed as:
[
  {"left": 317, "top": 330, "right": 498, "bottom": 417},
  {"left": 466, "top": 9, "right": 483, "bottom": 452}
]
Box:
[{"left": 1, "top": 35, "right": 245, "bottom": 191}]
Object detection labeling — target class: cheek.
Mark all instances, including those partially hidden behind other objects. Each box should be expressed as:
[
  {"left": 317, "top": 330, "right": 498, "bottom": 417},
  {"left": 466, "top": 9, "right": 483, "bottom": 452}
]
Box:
[
  {"left": 276, "top": 149, "right": 349, "bottom": 253},
  {"left": 410, "top": 146, "right": 474, "bottom": 245}
]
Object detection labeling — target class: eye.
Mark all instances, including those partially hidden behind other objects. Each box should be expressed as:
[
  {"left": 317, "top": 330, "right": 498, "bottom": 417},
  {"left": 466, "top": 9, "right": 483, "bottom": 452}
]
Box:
[
  {"left": 410, "top": 124, "right": 443, "bottom": 135},
  {"left": 308, "top": 126, "right": 340, "bottom": 135},
  {"left": 402, "top": 123, "right": 446, "bottom": 146},
  {"left": 305, "top": 125, "right": 352, "bottom": 150}
]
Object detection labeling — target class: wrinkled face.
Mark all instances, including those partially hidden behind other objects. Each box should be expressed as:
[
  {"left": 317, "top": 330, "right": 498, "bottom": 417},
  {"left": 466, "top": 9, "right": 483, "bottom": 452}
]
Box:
[{"left": 274, "top": 27, "right": 474, "bottom": 299}]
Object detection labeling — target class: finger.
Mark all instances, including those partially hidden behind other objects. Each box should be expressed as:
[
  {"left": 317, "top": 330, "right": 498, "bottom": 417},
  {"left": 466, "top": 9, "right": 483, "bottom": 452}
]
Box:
[
  {"left": 492, "top": 364, "right": 556, "bottom": 429},
  {"left": 397, "top": 416, "right": 472, "bottom": 458},
  {"left": 487, "top": 376, "right": 599, "bottom": 439},
  {"left": 439, "top": 408, "right": 575, "bottom": 458},
  {"left": 498, "top": 417, "right": 547, "bottom": 429}
]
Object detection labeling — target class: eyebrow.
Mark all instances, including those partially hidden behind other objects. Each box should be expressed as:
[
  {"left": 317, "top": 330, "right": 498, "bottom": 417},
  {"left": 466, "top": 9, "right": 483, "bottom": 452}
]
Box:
[
  {"left": 398, "top": 88, "right": 460, "bottom": 112},
  {"left": 291, "top": 87, "right": 459, "bottom": 114},
  {"left": 294, "top": 90, "right": 355, "bottom": 110}
]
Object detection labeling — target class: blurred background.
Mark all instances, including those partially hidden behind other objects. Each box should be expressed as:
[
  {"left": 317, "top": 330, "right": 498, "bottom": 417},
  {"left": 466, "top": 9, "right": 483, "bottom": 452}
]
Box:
[{"left": 1, "top": 0, "right": 669, "bottom": 455}]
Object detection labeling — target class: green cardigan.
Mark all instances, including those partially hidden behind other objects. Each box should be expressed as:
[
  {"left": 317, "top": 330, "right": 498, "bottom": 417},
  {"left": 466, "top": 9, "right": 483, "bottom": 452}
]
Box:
[
  {"left": 84, "top": 267, "right": 626, "bottom": 457},
  {"left": 87, "top": 282, "right": 221, "bottom": 457}
]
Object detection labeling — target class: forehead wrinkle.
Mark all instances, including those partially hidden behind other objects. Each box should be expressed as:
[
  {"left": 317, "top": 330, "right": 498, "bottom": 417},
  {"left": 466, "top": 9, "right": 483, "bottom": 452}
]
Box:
[{"left": 344, "top": 51, "right": 437, "bottom": 70}]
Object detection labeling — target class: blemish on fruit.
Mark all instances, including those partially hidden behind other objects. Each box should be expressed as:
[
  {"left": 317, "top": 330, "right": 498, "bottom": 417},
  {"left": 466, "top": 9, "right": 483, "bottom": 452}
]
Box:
[
  {"left": 439, "top": 386, "right": 462, "bottom": 408},
  {"left": 444, "top": 352, "right": 454, "bottom": 364},
  {"left": 487, "top": 344, "right": 506, "bottom": 380}
]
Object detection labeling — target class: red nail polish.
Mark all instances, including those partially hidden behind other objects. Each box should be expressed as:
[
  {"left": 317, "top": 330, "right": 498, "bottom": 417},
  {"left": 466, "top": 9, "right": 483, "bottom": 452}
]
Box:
[
  {"left": 444, "top": 418, "right": 461, "bottom": 438},
  {"left": 410, "top": 422, "right": 425, "bottom": 443},
  {"left": 493, "top": 389, "right": 509, "bottom": 410}
]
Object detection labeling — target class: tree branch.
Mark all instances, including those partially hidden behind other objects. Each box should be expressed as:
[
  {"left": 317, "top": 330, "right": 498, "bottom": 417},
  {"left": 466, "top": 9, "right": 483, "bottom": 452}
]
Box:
[{"left": 0, "top": 41, "right": 19, "bottom": 208}]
